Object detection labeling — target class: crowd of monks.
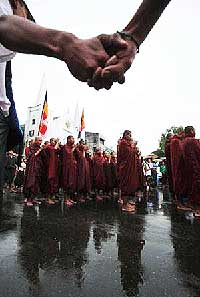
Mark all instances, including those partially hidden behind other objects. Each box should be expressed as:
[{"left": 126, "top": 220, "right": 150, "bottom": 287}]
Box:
[
  {"left": 7, "top": 125, "right": 200, "bottom": 215},
  {"left": 23, "top": 130, "right": 144, "bottom": 211},
  {"left": 165, "top": 126, "right": 200, "bottom": 214},
  {"left": 10, "top": 125, "right": 200, "bottom": 214}
]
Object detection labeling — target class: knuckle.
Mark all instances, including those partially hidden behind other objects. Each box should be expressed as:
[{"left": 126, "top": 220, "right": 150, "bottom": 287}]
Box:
[{"left": 124, "top": 59, "right": 132, "bottom": 71}]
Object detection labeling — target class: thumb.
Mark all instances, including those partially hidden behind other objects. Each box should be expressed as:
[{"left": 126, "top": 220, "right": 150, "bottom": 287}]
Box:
[
  {"left": 110, "top": 33, "right": 128, "bottom": 50},
  {"left": 98, "top": 33, "right": 127, "bottom": 56}
]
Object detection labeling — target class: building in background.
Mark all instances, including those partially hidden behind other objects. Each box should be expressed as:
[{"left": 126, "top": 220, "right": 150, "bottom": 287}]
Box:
[
  {"left": 24, "top": 74, "right": 47, "bottom": 144},
  {"left": 85, "top": 131, "right": 106, "bottom": 153},
  {"left": 24, "top": 103, "right": 43, "bottom": 145}
]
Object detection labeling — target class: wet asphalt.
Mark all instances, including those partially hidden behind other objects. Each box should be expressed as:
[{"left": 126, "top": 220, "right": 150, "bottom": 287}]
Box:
[{"left": 0, "top": 189, "right": 200, "bottom": 297}]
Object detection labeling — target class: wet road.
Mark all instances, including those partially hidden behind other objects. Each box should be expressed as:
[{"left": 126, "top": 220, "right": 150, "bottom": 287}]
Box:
[{"left": 1, "top": 190, "right": 200, "bottom": 297}]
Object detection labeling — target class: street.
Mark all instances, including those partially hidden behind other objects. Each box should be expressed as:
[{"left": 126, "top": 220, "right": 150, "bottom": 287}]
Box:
[{"left": 0, "top": 190, "right": 200, "bottom": 297}]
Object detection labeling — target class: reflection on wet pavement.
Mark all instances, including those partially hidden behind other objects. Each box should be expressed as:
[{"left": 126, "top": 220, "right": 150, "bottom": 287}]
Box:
[{"left": 0, "top": 190, "right": 200, "bottom": 297}]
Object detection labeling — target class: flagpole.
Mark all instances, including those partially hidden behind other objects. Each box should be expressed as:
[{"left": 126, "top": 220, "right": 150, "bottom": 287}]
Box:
[{"left": 36, "top": 73, "right": 47, "bottom": 105}]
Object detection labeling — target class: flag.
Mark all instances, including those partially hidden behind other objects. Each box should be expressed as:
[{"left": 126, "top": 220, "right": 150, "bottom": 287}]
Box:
[
  {"left": 38, "top": 91, "right": 48, "bottom": 136},
  {"left": 63, "top": 107, "right": 72, "bottom": 133},
  {"left": 78, "top": 109, "right": 85, "bottom": 139},
  {"left": 80, "top": 109, "right": 85, "bottom": 131}
]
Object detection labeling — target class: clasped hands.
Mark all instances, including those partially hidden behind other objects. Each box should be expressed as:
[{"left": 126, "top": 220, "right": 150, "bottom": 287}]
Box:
[{"left": 63, "top": 33, "right": 138, "bottom": 90}]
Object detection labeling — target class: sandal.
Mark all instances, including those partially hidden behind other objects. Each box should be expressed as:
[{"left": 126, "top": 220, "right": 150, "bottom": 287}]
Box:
[{"left": 26, "top": 201, "right": 34, "bottom": 207}]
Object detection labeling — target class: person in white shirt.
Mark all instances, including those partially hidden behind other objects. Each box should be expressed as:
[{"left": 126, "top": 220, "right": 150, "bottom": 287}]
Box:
[
  {"left": 0, "top": 0, "right": 15, "bottom": 114},
  {"left": 0, "top": 0, "right": 19, "bottom": 205},
  {"left": 144, "top": 158, "right": 154, "bottom": 188}
]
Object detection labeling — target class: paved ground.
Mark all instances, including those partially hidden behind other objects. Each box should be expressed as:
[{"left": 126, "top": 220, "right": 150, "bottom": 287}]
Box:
[{"left": 0, "top": 189, "right": 200, "bottom": 297}]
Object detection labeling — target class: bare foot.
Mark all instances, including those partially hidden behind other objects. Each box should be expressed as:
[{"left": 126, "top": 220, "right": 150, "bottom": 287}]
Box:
[
  {"left": 47, "top": 198, "right": 56, "bottom": 205},
  {"left": 118, "top": 198, "right": 123, "bottom": 205},
  {"left": 122, "top": 201, "right": 136, "bottom": 213},
  {"left": 96, "top": 195, "right": 103, "bottom": 201},
  {"left": 194, "top": 210, "right": 200, "bottom": 217},
  {"left": 26, "top": 201, "right": 34, "bottom": 207},
  {"left": 64, "top": 199, "right": 74, "bottom": 207},
  {"left": 177, "top": 204, "right": 192, "bottom": 211}
]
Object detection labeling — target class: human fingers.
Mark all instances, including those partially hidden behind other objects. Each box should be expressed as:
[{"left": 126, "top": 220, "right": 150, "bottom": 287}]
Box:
[
  {"left": 117, "top": 74, "right": 125, "bottom": 84},
  {"left": 105, "top": 55, "right": 118, "bottom": 67},
  {"left": 87, "top": 67, "right": 102, "bottom": 90},
  {"left": 64, "top": 36, "right": 110, "bottom": 82},
  {"left": 102, "top": 52, "right": 133, "bottom": 82},
  {"left": 97, "top": 33, "right": 127, "bottom": 56},
  {"left": 101, "top": 65, "right": 126, "bottom": 83},
  {"left": 87, "top": 67, "right": 113, "bottom": 90},
  {"left": 104, "top": 55, "right": 125, "bottom": 84}
]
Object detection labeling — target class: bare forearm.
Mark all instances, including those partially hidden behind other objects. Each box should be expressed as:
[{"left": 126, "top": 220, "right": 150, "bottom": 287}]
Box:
[
  {"left": 124, "top": 0, "right": 171, "bottom": 44},
  {"left": 0, "top": 15, "right": 75, "bottom": 60}
]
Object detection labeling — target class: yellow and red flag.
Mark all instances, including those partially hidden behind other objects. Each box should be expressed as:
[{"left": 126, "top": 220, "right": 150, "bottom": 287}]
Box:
[
  {"left": 39, "top": 92, "right": 48, "bottom": 136},
  {"left": 80, "top": 108, "right": 85, "bottom": 131},
  {"left": 78, "top": 109, "right": 85, "bottom": 139}
]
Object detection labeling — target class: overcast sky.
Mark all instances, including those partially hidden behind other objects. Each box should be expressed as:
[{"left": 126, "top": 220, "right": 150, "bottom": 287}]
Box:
[{"left": 11, "top": 0, "right": 200, "bottom": 155}]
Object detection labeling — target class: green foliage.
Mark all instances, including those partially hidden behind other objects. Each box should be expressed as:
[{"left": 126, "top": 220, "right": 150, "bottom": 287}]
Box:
[
  {"left": 152, "top": 126, "right": 184, "bottom": 157},
  {"left": 151, "top": 149, "right": 165, "bottom": 158}
]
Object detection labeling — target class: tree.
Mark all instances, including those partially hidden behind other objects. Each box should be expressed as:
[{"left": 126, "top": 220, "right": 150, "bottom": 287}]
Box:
[
  {"left": 152, "top": 126, "right": 184, "bottom": 157},
  {"left": 151, "top": 148, "right": 165, "bottom": 158}
]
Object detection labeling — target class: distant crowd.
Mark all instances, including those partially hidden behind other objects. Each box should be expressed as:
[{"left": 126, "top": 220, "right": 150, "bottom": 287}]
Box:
[{"left": 3, "top": 130, "right": 168, "bottom": 212}]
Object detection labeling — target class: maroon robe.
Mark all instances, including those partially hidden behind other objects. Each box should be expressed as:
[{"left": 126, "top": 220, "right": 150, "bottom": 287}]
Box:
[
  {"left": 61, "top": 144, "right": 77, "bottom": 193},
  {"left": 117, "top": 139, "right": 139, "bottom": 196},
  {"left": 170, "top": 136, "right": 186, "bottom": 199},
  {"left": 86, "top": 154, "right": 94, "bottom": 191},
  {"left": 45, "top": 144, "right": 60, "bottom": 195},
  {"left": 75, "top": 144, "right": 91, "bottom": 193},
  {"left": 182, "top": 136, "right": 200, "bottom": 205},
  {"left": 110, "top": 156, "right": 118, "bottom": 189},
  {"left": 92, "top": 153, "right": 105, "bottom": 191},
  {"left": 25, "top": 146, "right": 30, "bottom": 159},
  {"left": 39, "top": 148, "right": 48, "bottom": 197},
  {"left": 165, "top": 139, "right": 174, "bottom": 194},
  {"left": 23, "top": 143, "right": 43, "bottom": 197},
  {"left": 103, "top": 157, "right": 113, "bottom": 193}
]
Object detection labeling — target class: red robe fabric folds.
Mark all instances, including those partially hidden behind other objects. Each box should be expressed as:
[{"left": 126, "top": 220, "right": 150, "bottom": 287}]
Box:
[
  {"left": 92, "top": 153, "right": 105, "bottom": 191},
  {"left": 170, "top": 137, "right": 187, "bottom": 199},
  {"left": 61, "top": 144, "right": 77, "bottom": 193},
  {"left": 45, "top": 144, "right": 60, "bottom": 194},
  {"left": 182, "top": 137, "right": 200, "bottom": 205},
  {"left": 76, "top": 145, "right": 91, "bottom": 193},
  {"left": 23, "top": 143, "right": 43, "bottom": 196},
  {"left": 117, "top": 139, "right": 139, "bottom": 196}
]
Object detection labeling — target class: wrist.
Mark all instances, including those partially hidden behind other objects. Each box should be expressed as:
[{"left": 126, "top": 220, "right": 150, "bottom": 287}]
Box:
[
  {"left": 56, "top": 31, "right": 78, "bottom": 62},
  {"left": 117, "top": 31, "right": 140, "bottom": 53},
  {"left": 122, "top": 25, "right": 143, "bottom": 45}
]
